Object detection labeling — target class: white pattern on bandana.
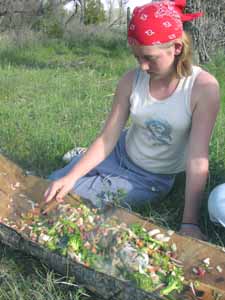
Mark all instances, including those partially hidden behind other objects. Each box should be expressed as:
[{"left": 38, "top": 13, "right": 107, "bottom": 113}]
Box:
[
  {"left": 140, "top": 14, "right": 148, "bottom": 21},
  {"left": 155, "top": 4, "right": 181, "bottom": 20},
  {"left": 145, "top": 29, "right": 155, "bottom": 36},
  {"left": 174, "top": 18, "right": 182, "bottom": 27},
  {"left": 168, "top": 33, "right": 176, "bottom": 39},
  {"left": 163, "top": 21, "right": 172, "bottom": 27}
]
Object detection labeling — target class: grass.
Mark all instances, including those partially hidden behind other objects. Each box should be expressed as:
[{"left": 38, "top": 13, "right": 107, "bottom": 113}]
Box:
[
  {"left": 0, "top": 29, "right": 133, "bottom": 176},
  {"left": 0, "top": 246, "right": 92, "bottom": 300},
  {"left": 0, "top": 28, "right": 225, "bottom": 298}
]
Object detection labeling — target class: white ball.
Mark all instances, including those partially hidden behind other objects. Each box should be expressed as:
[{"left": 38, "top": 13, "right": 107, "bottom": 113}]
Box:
[{"left": 208, "top": 183, "right": 225, "bottom": 227}]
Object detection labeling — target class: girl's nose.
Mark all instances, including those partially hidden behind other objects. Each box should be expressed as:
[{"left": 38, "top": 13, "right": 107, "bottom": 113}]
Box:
[{"left": 139, "top": 60, "right": 150, "bottom": 71}]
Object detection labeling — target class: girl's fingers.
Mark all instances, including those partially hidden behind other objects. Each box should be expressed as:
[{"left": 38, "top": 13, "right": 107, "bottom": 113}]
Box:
[
  {"left": 45, "top": 183, "right": 60, "bottom": 203},
  {"left": 44, "top": 187, "right": 50, "bottom": 197},
  {"left": 56, "top": 197, "right": 64, "bottom": 203},
  {"left": 44, "top": 177, "right": 73, "bottom": 204},
  {"left": 55, "top": 186, "right": 69, "bottom": 202}
]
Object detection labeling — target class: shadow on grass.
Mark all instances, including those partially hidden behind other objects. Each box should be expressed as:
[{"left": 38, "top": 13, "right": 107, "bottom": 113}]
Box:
[
  {"left": 1, "top": 143, "right": 65, "bottom": 179},
  {"left": 0, "top": 48, "right": 88, "bottom": 70},
  {"left": 132, "top": 173, "right": 186, "bottom": 231},
  {"left": 68, "top": 36, "right": 128, "bottom": 58},
  {"left": 0, "top": 243, "right": 102, "bottom": 300},
  {"left": 0, "top": 36, "right": 128, "bottom": 70},
  {"left": 0, "top": 243, "right": 45, "bottom": 277}
]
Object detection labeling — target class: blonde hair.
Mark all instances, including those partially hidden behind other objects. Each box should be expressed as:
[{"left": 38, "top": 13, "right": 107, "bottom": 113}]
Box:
[
  {"left": 175, "top": 31, "right": 193, "bottom": 78},
  {"left": 158, "top": 31, "right": 193, "bottom": 78}
]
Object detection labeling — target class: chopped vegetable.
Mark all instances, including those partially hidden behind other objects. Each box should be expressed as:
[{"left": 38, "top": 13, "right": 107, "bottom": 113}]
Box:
[
  {"left": 203, "top": 257, "right": 210, "bottom": 266},
  {"left": 3, "top": 202, "right": 185, "bottom": 297},
  {"left": 160, "top": 269, "right": 184, "bottom": 295},
  {"left": 216, "top": 265, "right": 223, "bottom": 273}
]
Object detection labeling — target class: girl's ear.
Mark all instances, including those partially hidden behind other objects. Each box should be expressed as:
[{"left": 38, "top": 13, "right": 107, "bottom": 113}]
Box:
[{"left": 174, "top": 41, "right": 183, "bottom": 55}]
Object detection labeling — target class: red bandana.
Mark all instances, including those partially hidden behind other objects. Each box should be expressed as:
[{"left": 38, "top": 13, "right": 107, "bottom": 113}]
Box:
[{"left": 128, "top": 0, "right": 203, "bottom": 46}]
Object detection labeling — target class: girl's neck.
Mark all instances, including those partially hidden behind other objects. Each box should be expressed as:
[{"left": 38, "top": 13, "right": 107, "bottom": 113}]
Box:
[
  {"left": 150, "top": 66, "right": 178, "bottom": 85},
  {"left": 149, "top": 70, "right": 180, "bottom": 100}
]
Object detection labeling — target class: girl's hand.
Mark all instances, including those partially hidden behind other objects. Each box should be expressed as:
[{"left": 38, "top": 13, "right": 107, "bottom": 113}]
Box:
[
  {"left": 44, "top": 175, "right": 75, "bottom": 203},
  {"left": 179, "top": 225, "right": 207, "bottom": 241}
]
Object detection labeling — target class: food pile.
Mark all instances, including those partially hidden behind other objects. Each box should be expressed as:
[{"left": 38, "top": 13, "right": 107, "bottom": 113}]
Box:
[{"left": 2, "top": 202, "right": 185, "bottom": 297}]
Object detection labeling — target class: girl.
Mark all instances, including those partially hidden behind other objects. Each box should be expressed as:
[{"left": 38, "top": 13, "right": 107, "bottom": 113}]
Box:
[{"left": 45, "top": 0, "right": 220, "bottom": 240}]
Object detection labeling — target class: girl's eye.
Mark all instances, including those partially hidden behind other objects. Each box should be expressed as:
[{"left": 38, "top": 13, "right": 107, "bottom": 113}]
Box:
[
  {"left": 145, "top": 57, "right": 157, "bottom": 62},
  {"left": 135, "top": 57, "right": 157, "bottom": 62}
]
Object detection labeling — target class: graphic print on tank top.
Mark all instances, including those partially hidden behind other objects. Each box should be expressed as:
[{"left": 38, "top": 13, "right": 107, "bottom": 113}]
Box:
[{"left": 145, "top": 118, "right": 172, "bottom": 146}]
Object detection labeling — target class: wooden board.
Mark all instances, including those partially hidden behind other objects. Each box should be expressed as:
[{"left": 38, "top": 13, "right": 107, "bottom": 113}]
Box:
[{"left": 0, "top": 154, "right": 225, "bottom": 300}]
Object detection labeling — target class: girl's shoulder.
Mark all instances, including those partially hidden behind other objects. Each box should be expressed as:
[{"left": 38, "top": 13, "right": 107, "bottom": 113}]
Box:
[
  {"left": 191, "top": 67, "right": 220, "bottom": 109},
  {"left": 120, "top": 68, "right": 138, "bottom": 83},
  {"left": 193, "top": 66, "right": 219, "bottom": 88},
  {"left": 117, "top": 68, "right": 138, "bottom": 94}
]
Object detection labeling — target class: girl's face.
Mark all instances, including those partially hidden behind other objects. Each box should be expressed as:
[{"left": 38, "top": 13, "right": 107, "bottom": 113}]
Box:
[{"left": 131, "top": 43, "right": 182, "bottom": 78}]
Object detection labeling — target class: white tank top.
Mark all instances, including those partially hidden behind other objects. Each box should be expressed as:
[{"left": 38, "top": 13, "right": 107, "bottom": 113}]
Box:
[{"left": 125, "top": 66, "right": 202, "bottom": 174}]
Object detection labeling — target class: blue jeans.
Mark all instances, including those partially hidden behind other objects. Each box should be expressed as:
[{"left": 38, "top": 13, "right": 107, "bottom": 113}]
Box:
[{"left": 49, "top": 131, "right": 175, "bottom": 210}]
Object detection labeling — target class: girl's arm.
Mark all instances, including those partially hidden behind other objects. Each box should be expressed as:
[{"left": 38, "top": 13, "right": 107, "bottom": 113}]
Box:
[
  {"left": 45, "top": 70, "right": 135, "bottom": 203},
  {"left": 181, "top": 71, "right": 220, "bottom": 238}
]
